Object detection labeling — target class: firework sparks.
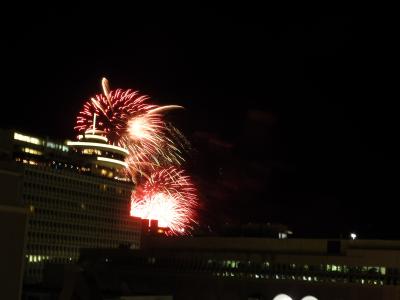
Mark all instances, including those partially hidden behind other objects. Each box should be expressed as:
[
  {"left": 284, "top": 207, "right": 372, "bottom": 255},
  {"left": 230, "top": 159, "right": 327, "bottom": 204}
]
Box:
[
  {"left": 75, "top": 87, "right": 154, "bottom": 142},
  {"left": 130, "top": 167, "right": 198, "bottom": 235},
  {"left": 75, "top": 78, "right": 198, "bottom": 232},
  {"left": 75, "top": 78, "right": 185, "bottom": 175}
]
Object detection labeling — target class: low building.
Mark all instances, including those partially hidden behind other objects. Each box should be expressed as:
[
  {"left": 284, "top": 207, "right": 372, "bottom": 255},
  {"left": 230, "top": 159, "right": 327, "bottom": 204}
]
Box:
[{"left": 74, "top": 237, "right": 400, "bottom": 300}]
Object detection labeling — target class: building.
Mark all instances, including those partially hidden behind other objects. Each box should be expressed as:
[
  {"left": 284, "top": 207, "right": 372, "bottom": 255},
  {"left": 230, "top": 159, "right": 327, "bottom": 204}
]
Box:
[
  {"left": 0, "top": 205, "right": 28, "bottom": 299},
  {"left": 0, "top": 128, "right": 141, "bottom": 285},
  {"left": 73, "top": 237, "right": 400, "bottom": 300}
]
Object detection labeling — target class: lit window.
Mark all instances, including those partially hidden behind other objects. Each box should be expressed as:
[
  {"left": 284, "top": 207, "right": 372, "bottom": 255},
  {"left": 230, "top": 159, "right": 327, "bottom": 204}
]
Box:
[
  {"left": 14, "top": 132, "right": 42, "bottom": 145},
  {"left": 83, "top": 149, "right": 102, "bottom": 155},
  {"left": 46, "top": 142, "right": 56, "bottom": 149},
  {"left": 278, "top": 232, "right": 287, "bottom": 239},
  {"left": 22, "top": 148, "right": 42, "bottom": 155}
]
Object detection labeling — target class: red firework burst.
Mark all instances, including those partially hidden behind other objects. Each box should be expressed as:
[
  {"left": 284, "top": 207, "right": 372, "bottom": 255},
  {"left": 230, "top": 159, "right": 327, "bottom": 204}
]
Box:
[
  {"left": 130, "top": 167, "right": 198, "bottom": 235},
  {"left": 75, "top": 78, "right": 184, "bottom": 176},
  {"left": 75, "top": 84, "right": 157, "bottom": 143}
]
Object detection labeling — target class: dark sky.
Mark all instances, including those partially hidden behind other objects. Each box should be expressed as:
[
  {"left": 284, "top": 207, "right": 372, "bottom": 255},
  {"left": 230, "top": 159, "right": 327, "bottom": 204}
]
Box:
[{"left": 2, "top": 6, "right": 399, "bottom": 238}]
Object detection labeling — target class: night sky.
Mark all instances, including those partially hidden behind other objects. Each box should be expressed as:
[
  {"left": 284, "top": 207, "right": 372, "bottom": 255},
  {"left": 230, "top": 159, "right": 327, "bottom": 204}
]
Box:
[{"left": 2, "top": 6, "right": 399, "bottom": 238}]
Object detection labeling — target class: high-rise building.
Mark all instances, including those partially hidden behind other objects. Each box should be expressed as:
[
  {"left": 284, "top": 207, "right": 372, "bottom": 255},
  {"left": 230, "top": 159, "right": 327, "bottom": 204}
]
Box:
[{"left": 0, "top": 128, "right": 141, "bottom": 284}]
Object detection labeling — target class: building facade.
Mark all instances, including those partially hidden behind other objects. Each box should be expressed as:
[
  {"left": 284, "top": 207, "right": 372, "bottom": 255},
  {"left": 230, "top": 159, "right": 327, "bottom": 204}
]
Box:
[
  {"left": 76, "top": 237, "right": 400, "bottom": 299},
  {"left": 0, "top": 129, "right": 141, "bottom": 284}
]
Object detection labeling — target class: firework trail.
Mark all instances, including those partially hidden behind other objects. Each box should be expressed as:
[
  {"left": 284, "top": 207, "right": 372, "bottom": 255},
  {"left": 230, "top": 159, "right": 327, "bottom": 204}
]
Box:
[
  {"left": 75, "top": 78, "right": 185, "bottom": 176},
  {"left": 75, "top": 78, "right": 198, "bottom": 233},
  {"left": 130, "top": 167, "right": 198, "bottom": 235}
]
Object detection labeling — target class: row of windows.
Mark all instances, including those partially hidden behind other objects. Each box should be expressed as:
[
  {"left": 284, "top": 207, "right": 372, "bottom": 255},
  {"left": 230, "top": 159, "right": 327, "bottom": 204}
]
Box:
[
  {"left": 16, "top": 157, "right": 82, "bottom": 173},
  {"left": 219, "top": 261, "right": 388, "bottom": 276},
  {"left": 20, "top": 164, "right": 129, "bottom": 194},
  {"left": 127, "top": 256, "right": 400, "bottom": 286},
  {"left": 27, "top": 225, "right": 139, "bottom": 242},
  {"left": 24, "top": 165, "right": 132, "bottom": 194},
  {"left": 25, "top": 197, "right": 130, "bottom": 221},
  {"left": 23, "top": 181, "right": 130, "bottom": 202},
  {"left": 28, "top": 208, "right": 138, "bottom": 229},
  {"left": 24, "top": 255, "right": 76, "bottom": 283},
  {"left": 81, "top": 149, "right": 125, "bottom": 161},
  {"left": 25, "top": 254, "right": 74, "bottom": 264},
  {"left": 22, "top": 193, "right": 128, "bottom": 215},
  {"left": 214, "top": 271, "right": 387, "bottom": 287},
  {"left": 23, "top": 193, "right": 128, "bottom": 214},
  {"left": 26, "top": 243, "right": 107, "bottom": 257}
]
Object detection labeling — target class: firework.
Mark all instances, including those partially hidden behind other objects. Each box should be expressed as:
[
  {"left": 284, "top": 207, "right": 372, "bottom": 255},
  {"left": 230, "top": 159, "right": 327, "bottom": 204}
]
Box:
[
  {"left": 75, "top": 81, "right": 155, "bottom": 143},
  {"left": 75, "top": 78, "right": 198, "bottom": 232},
  {"left": 130, "top": 167, "right": 198, "bottom": 235},
  {"left": 75, "top": 78, "right": 185, "bottom": 176}
]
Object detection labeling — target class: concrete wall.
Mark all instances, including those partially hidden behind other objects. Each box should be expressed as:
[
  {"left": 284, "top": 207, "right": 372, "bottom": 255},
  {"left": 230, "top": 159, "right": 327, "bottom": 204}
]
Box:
[
  {"left": 0, "top": 206, "right": 28, "bottom": 300},
  {"left": 0, "top": 166, "right": 23, "bottom": 206}
]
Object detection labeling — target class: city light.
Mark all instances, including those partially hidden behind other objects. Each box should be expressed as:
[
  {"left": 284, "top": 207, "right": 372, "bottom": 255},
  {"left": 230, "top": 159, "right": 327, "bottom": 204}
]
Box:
[
  {"left": 97, "top": 156, "right": 128, "bottom": 168},
  {"left": 350, "top": 232, "right": 357, "bottom": 240},
  {"left": 14, "top": 132, "right": 42, "bottom": 145},
  {"left": 66, "top": 141, "right": 129, "bottom": 155},
  {"left": 22, "top": 147, "right": 42, "bottom": 155},
  {"left": 84, "top": 134, "right": 108, "bottom": 142}
]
